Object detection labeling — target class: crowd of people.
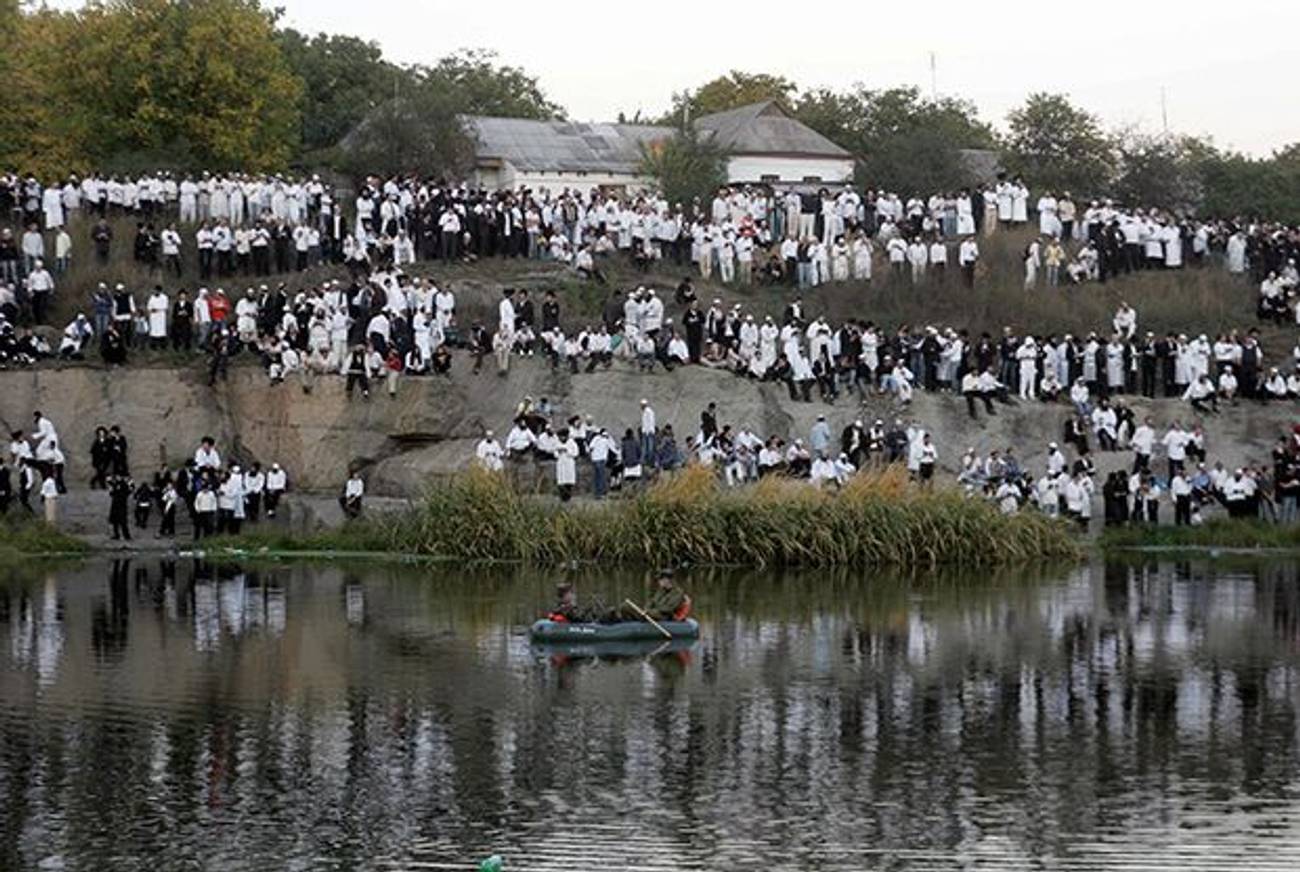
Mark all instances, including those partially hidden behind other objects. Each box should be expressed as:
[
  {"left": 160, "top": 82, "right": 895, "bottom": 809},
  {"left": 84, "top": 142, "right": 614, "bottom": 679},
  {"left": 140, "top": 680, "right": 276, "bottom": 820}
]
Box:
[
  {"left": 476, "top": 390, "right": 1297, "bottom": 530},
  {"left": 1, "top": 168, "right": 1298, "bottom": 331},
  {"left": 3, "top": 167, "right": 1300, "bottom": 535},
  {"left": 1, "top": 410, "right": 292, "bottom": 542}
]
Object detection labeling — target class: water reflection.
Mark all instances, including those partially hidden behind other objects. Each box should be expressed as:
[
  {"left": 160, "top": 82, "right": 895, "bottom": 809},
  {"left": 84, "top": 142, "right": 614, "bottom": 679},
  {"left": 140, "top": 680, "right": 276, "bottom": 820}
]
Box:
[{"left": 0, "top": 557, "right": 1299, "bottom": 871}]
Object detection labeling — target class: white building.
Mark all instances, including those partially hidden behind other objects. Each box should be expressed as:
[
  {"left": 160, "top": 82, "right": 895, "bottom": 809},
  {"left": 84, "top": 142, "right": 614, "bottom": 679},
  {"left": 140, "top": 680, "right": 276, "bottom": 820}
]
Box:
[{"left": 465, "top": 101, "right": 854, "bottom": 195}]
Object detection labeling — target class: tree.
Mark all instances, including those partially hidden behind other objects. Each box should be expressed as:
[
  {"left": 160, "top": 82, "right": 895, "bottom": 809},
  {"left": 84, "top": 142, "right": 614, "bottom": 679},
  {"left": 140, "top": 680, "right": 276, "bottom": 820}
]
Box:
[
  {"left": 336, "top": 81, "right": 477, "bottom": 180},
  {"left": 1199, "top": 148, "right": 1300, "bottom": 224},
  {"left": 420, "top": 49, "right": 563, "bottom": 120},
  {"left": 57, "top": 0, "right": 303, "bottom": 170},
  {"left": 0, "top": 4, "right": 88, "bottom": 177},
  {"left": 663, "top": 71, "right": 798, "bottom": 123},
  {"left": 277, "top": 28, "right": 409, "bottom": 156},
  {"left": 794, "top": 86, "right": 998, "bottom": 193},
  {"left": 1004, "top": 93, "right": 1116, "bottom": 195},
  {"left": 1113, "top": 131, "right": 1211, "bottom": 213},
  {"left": 639, "top": 124, "right": 728, "bottom": 210}
]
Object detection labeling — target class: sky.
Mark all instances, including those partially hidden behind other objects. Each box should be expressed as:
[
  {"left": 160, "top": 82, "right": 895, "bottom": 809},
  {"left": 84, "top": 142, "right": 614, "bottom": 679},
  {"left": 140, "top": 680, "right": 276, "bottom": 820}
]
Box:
[{"left": 49, "top": 0, "right": 1300, "bottom": 155}]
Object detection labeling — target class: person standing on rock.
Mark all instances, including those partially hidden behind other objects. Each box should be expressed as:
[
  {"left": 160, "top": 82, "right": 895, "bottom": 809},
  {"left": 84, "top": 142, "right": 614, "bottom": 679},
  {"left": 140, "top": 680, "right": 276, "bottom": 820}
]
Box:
[
  {"left": 492, "top": 326, "right": 511, "bottom": 376},
  {"left": 107, "top": 425, "right": 130, "bottom": 476},
  {"left": 158, "top": 480, "right": 177, "bottom": 538},
  {"left": 108, "top": 474, "right": 132, "bottom": 541},
  {"left": 555, "top": 429, "right": 578, "bottom": 502},
  {"left": 343, "top": 344, "right": 372, "bottom": 399},
  {"left": 639, "top": 400, "right": 656, "bottom": 469},
  {"left": 243, "top": 463, "right": 265, "bottom": 523},
  {"left": 89, "top": 427, "right": 112, "bottom": 489},
  {"left": 40, "top": 472, "right": 58, "bottom": 524},
  {"left": 193, "top": 482, "right": 217, "bottom": 540},
  {"left": 264, "top": 463, "right": 287, "bottom": 518},
  {"left": 475, "top": 431, "right": 504, "bottom": 472}
]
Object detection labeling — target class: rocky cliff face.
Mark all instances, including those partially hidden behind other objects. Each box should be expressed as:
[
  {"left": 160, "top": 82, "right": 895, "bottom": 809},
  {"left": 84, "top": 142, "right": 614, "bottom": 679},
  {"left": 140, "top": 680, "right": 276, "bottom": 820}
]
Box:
[{"left": 1, "top": 362, "right": 1292, "bottom": 496}]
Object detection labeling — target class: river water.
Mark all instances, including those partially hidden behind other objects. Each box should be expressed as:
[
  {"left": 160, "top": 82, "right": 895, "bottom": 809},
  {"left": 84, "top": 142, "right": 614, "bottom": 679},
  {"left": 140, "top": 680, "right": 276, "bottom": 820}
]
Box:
[{"left": 2, "top": 556, "right": 1300, "bottom": 871}]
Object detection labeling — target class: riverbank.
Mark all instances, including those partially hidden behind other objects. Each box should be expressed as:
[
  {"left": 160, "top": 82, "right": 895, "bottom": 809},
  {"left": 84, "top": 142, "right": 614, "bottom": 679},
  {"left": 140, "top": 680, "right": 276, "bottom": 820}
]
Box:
[
  {"left": 1099, "top": 518, "right": 1300, "bottom": 552},
  {"left": 0, "top": 517, "right": 89, "bottom": 563}
]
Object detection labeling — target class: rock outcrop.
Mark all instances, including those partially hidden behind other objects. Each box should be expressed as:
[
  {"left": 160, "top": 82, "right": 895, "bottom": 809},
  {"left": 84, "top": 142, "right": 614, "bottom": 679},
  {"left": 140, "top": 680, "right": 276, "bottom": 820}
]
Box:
[{"left": 1, "top": 362, "right": 1293, "bottom": 496}]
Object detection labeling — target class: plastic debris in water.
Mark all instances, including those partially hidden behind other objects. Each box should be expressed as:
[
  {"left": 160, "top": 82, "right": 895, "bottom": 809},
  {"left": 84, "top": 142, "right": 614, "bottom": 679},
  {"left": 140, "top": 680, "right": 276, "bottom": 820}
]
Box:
[{"left": 478, "top": 855, "right": 504, "bottom": 872}]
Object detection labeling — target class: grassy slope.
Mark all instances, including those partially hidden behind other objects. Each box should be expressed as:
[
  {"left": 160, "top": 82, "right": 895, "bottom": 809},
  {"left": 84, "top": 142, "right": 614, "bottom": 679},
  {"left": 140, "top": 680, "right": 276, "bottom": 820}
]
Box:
[{"left": 37, "top": 215, "right": 1281, "bottom": 356}]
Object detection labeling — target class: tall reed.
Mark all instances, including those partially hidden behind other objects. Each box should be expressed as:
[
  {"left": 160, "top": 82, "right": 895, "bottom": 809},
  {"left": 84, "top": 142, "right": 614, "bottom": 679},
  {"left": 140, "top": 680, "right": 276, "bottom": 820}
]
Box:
[{"left": 336, "top": 465, "right": 1081, "bottom": 568}]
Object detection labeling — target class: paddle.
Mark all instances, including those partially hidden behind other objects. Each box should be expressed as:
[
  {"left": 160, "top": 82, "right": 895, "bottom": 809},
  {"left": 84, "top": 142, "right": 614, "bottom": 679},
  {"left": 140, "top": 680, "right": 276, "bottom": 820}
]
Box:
[{"left": 623, "top": 598, "right": 672, "bottom": 639}]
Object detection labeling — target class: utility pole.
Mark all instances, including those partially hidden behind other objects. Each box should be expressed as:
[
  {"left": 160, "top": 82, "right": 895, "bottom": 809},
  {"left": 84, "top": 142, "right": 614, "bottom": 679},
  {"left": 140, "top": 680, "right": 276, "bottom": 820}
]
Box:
[
  {"left": 1160, "top": 86, "right": 1169, "bottom": 136},
  {"left": 929, "top": 52, "right": 937, "bottom": 99}
]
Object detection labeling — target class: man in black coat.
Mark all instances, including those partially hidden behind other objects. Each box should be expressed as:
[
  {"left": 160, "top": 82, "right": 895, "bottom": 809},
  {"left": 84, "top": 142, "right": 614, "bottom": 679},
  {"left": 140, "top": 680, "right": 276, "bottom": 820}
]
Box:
[{"left": 108, "top": 475, "right": 132, "bottom": 541}]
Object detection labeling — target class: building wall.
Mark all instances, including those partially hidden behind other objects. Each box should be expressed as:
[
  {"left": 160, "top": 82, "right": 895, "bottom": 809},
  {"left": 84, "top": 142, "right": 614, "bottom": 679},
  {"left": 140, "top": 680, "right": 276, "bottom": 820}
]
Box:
[
  {"left": 474, "top": 161, "right": 654, "bottom": 195},
  {"left": 725, "top": 155, "right": 855, "bottom": 186}
]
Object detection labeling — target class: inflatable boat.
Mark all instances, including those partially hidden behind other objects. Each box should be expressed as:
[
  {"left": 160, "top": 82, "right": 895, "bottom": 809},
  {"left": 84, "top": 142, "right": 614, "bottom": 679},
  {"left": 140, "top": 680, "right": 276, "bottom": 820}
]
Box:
[{"left": 529, "top": 617, "right": 700, "bottom": 642}]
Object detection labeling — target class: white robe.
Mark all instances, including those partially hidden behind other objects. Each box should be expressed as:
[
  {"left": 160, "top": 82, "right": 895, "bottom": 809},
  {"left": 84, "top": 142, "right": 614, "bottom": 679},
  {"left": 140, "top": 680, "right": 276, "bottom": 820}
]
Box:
[
  {"left": 147, "top": 293, "right": 169, "bottom": 338},
  {"left": 555, "top": 439, "right": 578, "bottom": 486},
  {"left": 42, "top": 188, "right": 65, "bottom": 228}
]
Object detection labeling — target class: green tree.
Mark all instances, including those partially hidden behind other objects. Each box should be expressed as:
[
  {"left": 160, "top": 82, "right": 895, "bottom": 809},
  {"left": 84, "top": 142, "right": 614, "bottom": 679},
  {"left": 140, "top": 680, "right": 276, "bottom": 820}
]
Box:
[
  {"left": 277, "top": 28, "right": 410, "bottom": 155},
  {"left": 420, "top": 49, "right": 563, "bottom": 120},
  {"left": 639, "top": 124, "right": 728, "bottom": 210},
  {"left": 0, "top": 4, "right": 88, "bottom": 177},
  {"left": 1199, "top": 147, "right": 1300, "bottom": 224},
  {"left": 794, "top": 86, "right": 998, "bottom": 193},
  {"left": 664, "top": 71, "right": 799, "bottom": 123},
  {"left": 336, "top": 81, "right": 477, "bottom": 180},
  {"left": 1113, "top": 131, "right": 1212, "bottom": 213},
  {"left": 57, "top": 0, "right": 302, "bottom": 170},
  {"left": 1004, "top": 92, "right": 1116, "bottom": 195}
]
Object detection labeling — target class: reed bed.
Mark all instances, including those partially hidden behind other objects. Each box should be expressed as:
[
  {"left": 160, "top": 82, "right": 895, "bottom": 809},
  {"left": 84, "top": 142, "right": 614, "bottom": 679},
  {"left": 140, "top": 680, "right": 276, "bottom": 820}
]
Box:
[{"left": 284, "top": 465, "right": 1081, "bottom": 568}]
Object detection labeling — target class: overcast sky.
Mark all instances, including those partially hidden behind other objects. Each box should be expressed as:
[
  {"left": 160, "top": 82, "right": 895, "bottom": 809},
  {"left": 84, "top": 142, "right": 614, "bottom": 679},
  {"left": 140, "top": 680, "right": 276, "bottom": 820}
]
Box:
[{"left": 52, "top": 0, "right": 1300, "bottom": 155}]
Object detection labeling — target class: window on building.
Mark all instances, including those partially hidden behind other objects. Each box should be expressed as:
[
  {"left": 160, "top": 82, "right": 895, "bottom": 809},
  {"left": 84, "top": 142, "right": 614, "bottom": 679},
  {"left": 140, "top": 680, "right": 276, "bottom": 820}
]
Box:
[
  {"left": 760, "top": 174, "right": 780, "bottom": 183},
  {"left": 802, "top": 175, "right": 823, "bottom": 183}
]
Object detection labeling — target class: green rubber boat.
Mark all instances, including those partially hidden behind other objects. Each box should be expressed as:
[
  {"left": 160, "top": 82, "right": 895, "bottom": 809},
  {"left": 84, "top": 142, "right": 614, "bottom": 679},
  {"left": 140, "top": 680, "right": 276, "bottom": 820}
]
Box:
[{"left": 529, "top": 618, "right": 700, "bottom": 642}]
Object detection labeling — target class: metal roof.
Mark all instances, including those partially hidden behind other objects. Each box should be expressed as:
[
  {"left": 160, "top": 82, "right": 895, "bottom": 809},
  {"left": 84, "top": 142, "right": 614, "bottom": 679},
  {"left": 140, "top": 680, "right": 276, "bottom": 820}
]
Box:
[
  {"left": 693, "top": 101, "right": 851, "bottom": 158},
  {"left": 465, "top": 116, "right": 671, "bottom": 175},
  {"left": 464, "top": 102, "right": 851, "bottom": 174}
]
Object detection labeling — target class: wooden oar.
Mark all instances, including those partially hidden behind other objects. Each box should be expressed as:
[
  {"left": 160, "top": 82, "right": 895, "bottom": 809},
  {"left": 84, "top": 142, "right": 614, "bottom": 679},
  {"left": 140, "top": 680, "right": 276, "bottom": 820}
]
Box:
[{"left": 624, "top": 598, "right": 672, "bottom": 639}]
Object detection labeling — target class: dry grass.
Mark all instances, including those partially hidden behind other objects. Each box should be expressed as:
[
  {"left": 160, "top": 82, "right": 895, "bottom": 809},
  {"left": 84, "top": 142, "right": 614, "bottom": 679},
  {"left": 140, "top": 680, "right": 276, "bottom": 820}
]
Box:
[{"left": 234, "top": 465, "right": 1081, "bottom": 569}]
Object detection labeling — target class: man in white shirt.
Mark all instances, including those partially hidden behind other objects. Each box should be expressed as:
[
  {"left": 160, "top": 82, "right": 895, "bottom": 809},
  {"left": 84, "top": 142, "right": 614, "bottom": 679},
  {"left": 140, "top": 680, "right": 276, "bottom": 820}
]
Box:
[
  {"left": 587, "top": 428, "right": 615, "bottom": 498},
  {"left": 264, "top": 463, "right": 287, "bottom": 517},
  {"left": 1130, "top": 416, "right": 1155, "bottom": 473},
  {"left": 194, "top": 437, "right": 222, "bottom": 472},
  {"left": 25, "top": 259, "right": 54, "bottom": 324},
  {"left": 1162, "top": 423, "right": 1188, "bottom": 480},
  {"left": 340, "top": 471, "right": 364, "bottom": 518},
  {"left": 161, "top": 224, "right": 182, "bottom": 277},
  {"left": 475, "top": 430, "right": 504, "bottom": 472},
  {"left": 639, "top": 399, "right": 656, "bottom": 468},
  {"left": 959, "top": 237, "right": 979, "bottom": 288}
]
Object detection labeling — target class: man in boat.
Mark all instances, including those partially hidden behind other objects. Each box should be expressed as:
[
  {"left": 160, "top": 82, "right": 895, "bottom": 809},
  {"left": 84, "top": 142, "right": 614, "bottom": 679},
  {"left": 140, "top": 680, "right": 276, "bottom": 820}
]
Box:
[
  {"left": 547, "top": 583, "right": 596, "bottom": 623},
  {"left": 620, "top": 568, "right": 690, "bottom": 622}
]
